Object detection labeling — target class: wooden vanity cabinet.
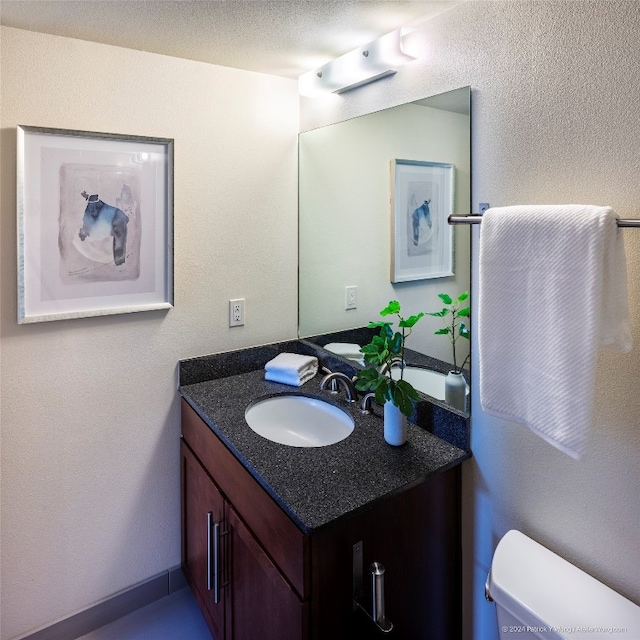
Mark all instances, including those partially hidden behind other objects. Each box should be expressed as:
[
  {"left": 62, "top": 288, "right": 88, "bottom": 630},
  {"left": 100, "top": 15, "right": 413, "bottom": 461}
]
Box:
[
  {"left": 181, "top": 443, "right": 305, "bottom": 640},
  {"left": 181, "top": 442, "right": 225, "bottom": 638},
  {"left": 181, "top": 400, "right": 308, "bottom": 640},
  {"left": 181, "top": 399, "right": 462, "bottom": 640}
]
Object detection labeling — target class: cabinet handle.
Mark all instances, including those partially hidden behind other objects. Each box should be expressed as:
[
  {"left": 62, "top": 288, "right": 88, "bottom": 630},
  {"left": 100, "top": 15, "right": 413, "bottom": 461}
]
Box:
[
  {"left": 369, "top": 562, "right": 393, "bottom": 633},
  {"left": 207, "top": 512, "right": 214, "bottom": 592},
  {"left": 352, "top": 541, "right": 393, "bottom": 633},
  {"left": 370, "top": 563, "right": 386, "bottom": 627},
  {"left": 212, "top": 521, "right": 221, "bottom": 603},
  {"left": 206, "top": 512, "right": 222, "bottom": 605}
]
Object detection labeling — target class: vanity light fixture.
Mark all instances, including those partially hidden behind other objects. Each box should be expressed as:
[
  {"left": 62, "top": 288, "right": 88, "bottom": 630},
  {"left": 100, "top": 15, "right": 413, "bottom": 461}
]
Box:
[{"left": 298, "top": 29, "right": 416, "bottom": 98}]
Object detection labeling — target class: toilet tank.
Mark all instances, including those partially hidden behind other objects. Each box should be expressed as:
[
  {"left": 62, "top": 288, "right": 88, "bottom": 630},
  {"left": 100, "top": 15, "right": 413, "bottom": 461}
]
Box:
[{"left": 487, "top": 530, "right": 640, "bottom": 640}]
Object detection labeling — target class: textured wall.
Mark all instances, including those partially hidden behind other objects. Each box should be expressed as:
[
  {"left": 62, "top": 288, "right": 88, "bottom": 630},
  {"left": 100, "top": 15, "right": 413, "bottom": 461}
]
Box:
[
  {"left": 0, "top": 27, "right": 298, "bottom": 639},
  {"left": 302, "top": 2, "right": 640, "bottom": 639}
]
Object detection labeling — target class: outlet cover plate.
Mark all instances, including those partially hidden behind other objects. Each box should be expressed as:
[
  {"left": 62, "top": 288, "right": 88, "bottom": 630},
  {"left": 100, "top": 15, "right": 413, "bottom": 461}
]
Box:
[
  {"left": 229, "top": 298, "right": 245, "bottom": 327},
  {"left": 345, "top": 286, "right": 357, "bottom": 310}
]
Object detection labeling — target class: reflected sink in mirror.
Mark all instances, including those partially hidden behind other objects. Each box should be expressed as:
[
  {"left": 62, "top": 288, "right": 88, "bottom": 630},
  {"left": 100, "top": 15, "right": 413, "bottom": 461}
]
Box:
[
  {"left": 389, "top": 365, "right": 469, "bottom": 403},
  {"left": 245, "top": 394, "right": 354, "bottom": 447}
]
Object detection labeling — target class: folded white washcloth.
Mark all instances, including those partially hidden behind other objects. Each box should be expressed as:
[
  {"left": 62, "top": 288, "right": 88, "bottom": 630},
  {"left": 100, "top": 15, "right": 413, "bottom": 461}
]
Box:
[
  {"left": 323, "top": 342, "right": 364, "bottom": 364},
  {"left": 479, "top": 204, "right": 632, "bottom": 459},
  {"left": 265, "top": 368, "right": 317, "bottom": 387},
  {"left": 264, "top": 353, "right": 318, "bottom": 387}
]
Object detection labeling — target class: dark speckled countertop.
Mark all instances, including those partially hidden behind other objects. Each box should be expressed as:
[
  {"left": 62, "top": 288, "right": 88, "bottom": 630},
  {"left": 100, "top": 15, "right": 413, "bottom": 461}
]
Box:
[{"left": 179, "top": 346, "right": 470, "bottom": 534}]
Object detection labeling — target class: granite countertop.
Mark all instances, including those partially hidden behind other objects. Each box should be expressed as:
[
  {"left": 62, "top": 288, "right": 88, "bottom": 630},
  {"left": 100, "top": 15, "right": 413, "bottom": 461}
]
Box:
[{"left": 180, "top": 367, "right": 470, "bottom": 535}]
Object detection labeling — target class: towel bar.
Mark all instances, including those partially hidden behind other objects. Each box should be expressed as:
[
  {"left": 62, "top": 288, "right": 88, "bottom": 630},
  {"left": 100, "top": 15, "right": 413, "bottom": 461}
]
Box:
[{"left": 448, "top": 214, "right": 640, "bottom": 227}]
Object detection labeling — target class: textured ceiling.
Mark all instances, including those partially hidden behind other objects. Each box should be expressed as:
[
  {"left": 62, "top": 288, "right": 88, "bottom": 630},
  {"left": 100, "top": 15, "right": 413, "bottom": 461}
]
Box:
[{"left": 0, "top": 0, "right": 460, "bottom": 78}]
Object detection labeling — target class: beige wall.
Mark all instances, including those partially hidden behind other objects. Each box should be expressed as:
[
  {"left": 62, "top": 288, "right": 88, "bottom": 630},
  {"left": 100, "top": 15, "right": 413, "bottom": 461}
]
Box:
[
  {"left": 302, "top": 2, "right": 640, "bottom": 639},
  {"left": 0, "top": 27, "right": 298, "bottom": 639}
]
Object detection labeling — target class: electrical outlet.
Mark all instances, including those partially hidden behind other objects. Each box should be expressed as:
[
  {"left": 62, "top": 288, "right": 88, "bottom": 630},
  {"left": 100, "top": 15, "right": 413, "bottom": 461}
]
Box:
[
  {"left": 229, "top": 298, "right": 245, "bottom": 327},
  {"left": 345, "top": 285, "right": 357, "bottom": 310}
]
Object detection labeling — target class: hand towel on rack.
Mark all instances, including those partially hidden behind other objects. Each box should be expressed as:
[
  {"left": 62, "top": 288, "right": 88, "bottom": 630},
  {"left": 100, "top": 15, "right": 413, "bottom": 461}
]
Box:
[
  {"left": 264, "top": 353, "right": 319, "bottom": 387},
  {"left": 478, "top": 205, "right": 632, "bottom": 459}
]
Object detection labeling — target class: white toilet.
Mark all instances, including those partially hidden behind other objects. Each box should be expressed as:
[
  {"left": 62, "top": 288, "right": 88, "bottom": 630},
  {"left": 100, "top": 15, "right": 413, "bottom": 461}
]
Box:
[{"left": 487, "top": 530, "right": 640, "bottom": 639}]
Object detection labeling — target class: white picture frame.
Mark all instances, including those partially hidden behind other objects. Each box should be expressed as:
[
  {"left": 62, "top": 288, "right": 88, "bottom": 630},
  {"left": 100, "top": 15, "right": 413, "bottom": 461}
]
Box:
[
  {"left": 17, "top": 125, "right": 174, "bottom": 323},
  {"left": 390, "top": 159, "right": 454, "bottom": 283}
]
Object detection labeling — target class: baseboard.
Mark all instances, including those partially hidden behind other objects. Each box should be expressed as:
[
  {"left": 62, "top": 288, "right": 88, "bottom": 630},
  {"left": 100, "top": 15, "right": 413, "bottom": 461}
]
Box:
[{"left": 18, "top": 566, "right": 186, "bottom": 640}]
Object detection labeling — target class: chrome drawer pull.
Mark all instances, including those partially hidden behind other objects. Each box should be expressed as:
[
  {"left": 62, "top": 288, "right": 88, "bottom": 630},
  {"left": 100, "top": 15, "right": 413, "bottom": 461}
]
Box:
[{"left": 206, "top": 512, "right": 222, "bottom": 603}]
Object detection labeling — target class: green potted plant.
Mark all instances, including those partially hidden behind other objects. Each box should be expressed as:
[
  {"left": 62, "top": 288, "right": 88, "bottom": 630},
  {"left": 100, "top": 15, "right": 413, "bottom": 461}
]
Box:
[
  {"left": 427, "top": 291, "right": 470, "bottom": 410},
  {"left": 355, "top": 301, "right": 424, "bottom": 445}
]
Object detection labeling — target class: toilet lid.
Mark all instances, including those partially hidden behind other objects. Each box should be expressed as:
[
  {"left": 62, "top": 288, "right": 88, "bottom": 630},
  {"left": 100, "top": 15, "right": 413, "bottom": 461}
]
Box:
[{"left": 488, "top": 530, "right": 640, "bottom": 639}]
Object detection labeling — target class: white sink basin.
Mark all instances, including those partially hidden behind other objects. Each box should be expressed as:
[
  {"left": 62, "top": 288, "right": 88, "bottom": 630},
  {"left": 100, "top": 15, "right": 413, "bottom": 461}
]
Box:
[
  {"left": 245, "top": 395, "right": 354, "bottom": 447},
  {"left": 390, "top": 365, "right": 468, "bottom": 401}
]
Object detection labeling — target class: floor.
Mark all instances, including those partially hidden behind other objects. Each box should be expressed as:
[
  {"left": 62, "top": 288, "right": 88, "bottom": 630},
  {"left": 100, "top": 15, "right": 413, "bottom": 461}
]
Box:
[{"left": 79, "top": 588, "right": 212, "bottom": 640}]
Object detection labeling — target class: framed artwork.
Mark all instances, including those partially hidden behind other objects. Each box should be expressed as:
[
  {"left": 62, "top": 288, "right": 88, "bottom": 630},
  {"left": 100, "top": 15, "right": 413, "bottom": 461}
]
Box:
[
  {"left": 390, "top": 159, "right": 454, "bottom": 283},
  {"left": 17, "top": 125, "right": 173, "bottom": 323}
]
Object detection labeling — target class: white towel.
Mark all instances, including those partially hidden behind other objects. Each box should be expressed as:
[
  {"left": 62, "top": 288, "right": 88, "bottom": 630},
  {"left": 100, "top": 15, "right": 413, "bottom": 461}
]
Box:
[
  {"left": 478, "top": 205, "right": 632, "bottom": 459},
  {"left": 264, "top": 353, "right": 318, "bottom": 387},
  {"left": 323, "top": 342, "right": 365, "bottom": 365}
]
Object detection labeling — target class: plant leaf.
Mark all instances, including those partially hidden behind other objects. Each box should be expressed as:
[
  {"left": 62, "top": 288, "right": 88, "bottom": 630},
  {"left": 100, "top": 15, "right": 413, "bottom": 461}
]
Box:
[
  {"left": 457, "top": 291, "right": 469, "bottom": 303},
  {"left": 458, "top": 306, "right": 471, "bottom": 317},
  {"left": 355, "top": 367, "right": 382, "bottom": 391},
  {"left": 438, "top": 293, "right": 453, "bottom": 305},
  {"left": 356, "top": 367, "right": 379, "bottom": 382},
  {"left": 399, "top": 312, "right": 425, "bottom": 328},
  {"left": 434, "top": 328, "right": 450, "bottom": 336},
  {"left": 380, "top": 301, "right": 400, "bottom": 316},
  {"left": 400, "top": 393, "right": 413, "bottom": 417},
  {"left": 389, "top": 332, "right": 403, "bottom": 355},
  {"left": 380, "top": 324, "right": 394, "bottom": 340},
  {"left": 396, "top": 379, "right": 419, "bottom": 401},
  {"left": 374, "top": 385, "right": 389, "bottom": 406},
  {"left": 367, "top": 321, "right": 392, "bottom": 329},
  {"left": 388, "top": 380, "right": 418, "bottom": 417}
]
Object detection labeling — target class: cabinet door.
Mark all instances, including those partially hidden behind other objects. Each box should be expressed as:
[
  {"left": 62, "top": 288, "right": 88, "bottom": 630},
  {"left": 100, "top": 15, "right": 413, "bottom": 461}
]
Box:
[
  {"left": 181, "top": 441, "right": 225, "bottom": 639},
  {"left": 226, "top": 505, "right": 307, "bottom": 640},
  {"left": 310, "top": 468, "right": 462, "bottom": 640}
]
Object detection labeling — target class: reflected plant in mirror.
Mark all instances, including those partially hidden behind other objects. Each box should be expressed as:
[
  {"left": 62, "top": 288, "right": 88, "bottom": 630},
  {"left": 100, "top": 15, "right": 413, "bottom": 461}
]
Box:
[
  {"left": 355, "top": 301, "right": 423, "bottom": 418},
  {"left": 427, "top": 292, "right": 470, "bottom": 374},
  {"left": 427, "top": 291, "right": 470, "bottom": 411}
]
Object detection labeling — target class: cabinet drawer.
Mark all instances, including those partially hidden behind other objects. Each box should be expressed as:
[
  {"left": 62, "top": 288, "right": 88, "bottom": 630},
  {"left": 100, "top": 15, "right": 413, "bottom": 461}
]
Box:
[{"left": 182, "top": 399, "right": 310, "bottom": 599}]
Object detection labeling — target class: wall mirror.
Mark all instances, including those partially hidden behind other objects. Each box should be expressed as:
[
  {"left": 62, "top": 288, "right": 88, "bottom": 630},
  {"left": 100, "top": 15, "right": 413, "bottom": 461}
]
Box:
[{"left": 298, "top": 86, "right": 471, "bottom": 414}]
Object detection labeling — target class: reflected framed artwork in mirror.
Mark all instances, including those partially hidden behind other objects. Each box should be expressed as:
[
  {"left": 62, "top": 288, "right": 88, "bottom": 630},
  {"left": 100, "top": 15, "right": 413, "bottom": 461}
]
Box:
[{"left": 390, "top": 159, "right": 454, "bottom": 283}]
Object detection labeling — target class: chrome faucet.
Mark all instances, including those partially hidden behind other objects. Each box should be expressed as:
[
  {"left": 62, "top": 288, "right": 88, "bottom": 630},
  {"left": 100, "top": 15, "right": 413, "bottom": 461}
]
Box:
[
  {"left": 360, "top": 392, "right": 377, "bottom": 414},
  {"left": 379, "top": 356, "right": 405, "bottom": 375},
  {"left": 320, "top": 366, "right": 338, "bottom": 392},
  {"left": 320, "top": 371, "right": 358, "bottom": 403}
]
